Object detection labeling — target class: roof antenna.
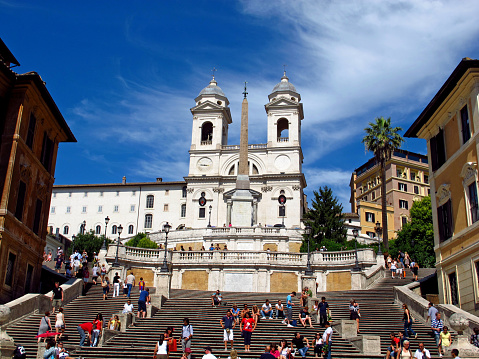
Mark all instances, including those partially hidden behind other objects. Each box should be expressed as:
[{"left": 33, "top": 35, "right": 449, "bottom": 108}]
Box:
[{"left": 243, "top": 81, "right": 248, "bottom": 99}]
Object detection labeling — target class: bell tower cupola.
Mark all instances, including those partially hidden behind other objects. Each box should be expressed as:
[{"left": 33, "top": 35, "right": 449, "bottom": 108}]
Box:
[
  {"left": 190, "top": 76, "right": 232, "bottom": 150},
  {"left": 265, "top": 72, "right": 304, "bottom": 148}
]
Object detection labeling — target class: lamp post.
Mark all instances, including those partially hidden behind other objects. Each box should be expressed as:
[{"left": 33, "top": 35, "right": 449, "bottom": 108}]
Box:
[
  {"left": 81, "top": 220, "right": 86, "bottom": 234},
  {"left": 101, "top": 216, "right": 110, "bottom": 250},
  {"left": 71, "top": 235, "right": 76, "bottom": 253},
  {"left": 112, "top": 224, "right": 123, "bottom": 267},
  {"left": 352, "top": 228, "right": 361, "bottom": 271},
  {"left": 207, "top": 205, "right": 212, "bottom": 228},
  {"left": 305, "top": 225, "right": 313, "bottom": 275},
  {"left": 160, "top": 222, "right": 171, "bottom": 272},
  {"left": 375, "top": 221, "right": 383, "bottom": 256}
]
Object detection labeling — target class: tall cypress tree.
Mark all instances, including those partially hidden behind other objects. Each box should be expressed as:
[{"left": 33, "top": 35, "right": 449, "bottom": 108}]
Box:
[{"left": 302, "top": 186, "right": 346, "bottom": 251}]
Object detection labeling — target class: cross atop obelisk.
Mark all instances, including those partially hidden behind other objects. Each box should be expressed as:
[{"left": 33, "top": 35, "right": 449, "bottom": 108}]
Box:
[{"left": 237, "top": 81, "right": 249, "bottom": 182}]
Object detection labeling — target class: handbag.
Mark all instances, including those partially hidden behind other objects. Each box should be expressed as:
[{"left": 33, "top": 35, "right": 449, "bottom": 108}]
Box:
[{"left": 170, "top": 338, "right": 177, "bottom": 352}]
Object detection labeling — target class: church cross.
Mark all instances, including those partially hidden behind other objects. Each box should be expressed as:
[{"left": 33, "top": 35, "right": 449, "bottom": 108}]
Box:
[
  {"left": 212, "top": 67, "right": 217, "bottom": 79},
  {"left": 243, "top": 81, "right": 248, "bottom": 99}
]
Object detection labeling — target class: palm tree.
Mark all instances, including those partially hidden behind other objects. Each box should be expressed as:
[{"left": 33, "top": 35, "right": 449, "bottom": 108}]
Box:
[{"left": 362, "top": 117, "right": 404, "bottom": 251}]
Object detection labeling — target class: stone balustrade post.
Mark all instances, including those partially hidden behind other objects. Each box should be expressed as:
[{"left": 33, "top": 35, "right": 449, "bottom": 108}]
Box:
[
  {"left": 0, "top": 305, "right": 15, "bottom": 359},
  {"left": 349, "top": 336, "right": 381, "bottom": 356},
  {"left": 301, "top": 275, "right": 316, "bottom": 299},
  {"left": 99, "top": 328, "right": 119, "bottom": 347},
  {"left": 333, "top": 320, "right": 358, "bottom": 339},
  {"left": 350, "top": 270, "right": 365, "bottom": 290},
  {"left": 36, "top": 342, "right": 46, "bottom": 359},
  {"left": 153, "top": 269, "right": 172, "bottom": 299},
  {"left": 118, "top": 312, "right": 135, "bottom": 332}
]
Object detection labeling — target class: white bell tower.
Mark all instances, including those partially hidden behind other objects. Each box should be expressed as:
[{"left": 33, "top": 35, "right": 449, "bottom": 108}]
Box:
[{"left": 265, "top": 72, "right": 304, "bottom": 148}]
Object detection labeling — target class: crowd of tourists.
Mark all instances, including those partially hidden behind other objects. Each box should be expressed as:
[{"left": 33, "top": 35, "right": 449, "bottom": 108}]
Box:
[{"left": 386, "top": 250, "right": 419, "bottom": 281}]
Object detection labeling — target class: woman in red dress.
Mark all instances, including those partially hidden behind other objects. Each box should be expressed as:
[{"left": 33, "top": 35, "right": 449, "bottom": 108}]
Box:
[{"left": 241, "top": 312, "right": 256, "bottom": 352}]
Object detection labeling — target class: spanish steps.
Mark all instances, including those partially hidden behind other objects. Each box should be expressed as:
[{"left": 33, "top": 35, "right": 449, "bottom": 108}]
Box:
[{"left": 7, "top": 267, "right": 452, "bottom": 359}]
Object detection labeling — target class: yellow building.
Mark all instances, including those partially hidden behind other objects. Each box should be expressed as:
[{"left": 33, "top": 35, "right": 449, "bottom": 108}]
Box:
[
  {"left": 350, "top": 150, "right": 430, "bottom": 240},
  {"left": 406, "top": 58, "right": 479, "bottom": 316}
]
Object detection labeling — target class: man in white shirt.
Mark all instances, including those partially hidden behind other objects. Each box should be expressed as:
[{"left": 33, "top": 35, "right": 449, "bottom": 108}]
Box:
[
  {"left": 202, "top": 346, "right": 217, "bottom": 359},
  {"left": 414, "top": 342, "right": 431, "bottom": 359},
  {"left": 322, "top": 322, "right": 333, "bottom": 359},
  {"left": 122, "top": 299, "right": 134, "bottom": 314},
  {"left": 261, "top": 299, "right": 273, "bottom": 319}
]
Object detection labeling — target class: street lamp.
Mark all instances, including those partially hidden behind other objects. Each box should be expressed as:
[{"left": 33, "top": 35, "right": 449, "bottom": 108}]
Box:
[
  {"left": 71, "top": 235, "right": 76, "bottom": 253},
  {"left": 101, "top": 216, "right": 110, "bottom": 250},
  {"left": 352, "top": 228, "right": 361, "bottom": 272},
  {"left": 375, "top": 221, "right": 383, "bottom": 256},
  {"left": 81, "top": 220, "right": 86, "bottom": 234},
  {"left": 160, "top": 222, "right": 172, "bottom": 272},
  {"left": 305, "top": 225, "right": 313, "bottom": 275},
  {"left": 207, "top": 205, "right": 212, "bottom": 228},
  {"left": 112, "top": 224, "right": 123, "bottom": 267}
]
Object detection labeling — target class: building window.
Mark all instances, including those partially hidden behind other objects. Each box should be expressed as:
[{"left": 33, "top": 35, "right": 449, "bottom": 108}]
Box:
[
  {"left": 32, "top": 199, "right": 43, "bottom": 235},
  {"left": 82, "top": 206, "right": 87, "bottom": 213},
  {"left": 128, "top": 225, "right": 134, "bottom": 234},
  {"left": 430, "top": 128, "right": 446, "bottom": 171},
  {"left": 84, "top": 192, "right": 88, "bottom": 197},
  {"left": 366, "top": 231, "right": 375, "bottom": 238},
  {"left": 130, "top": 205, "right": 135, "bottom": 212},
  {"left": 144, "top": 214, "right": 153, "bottom": 228},
  {"left": 201, "top": 121, "right": 213, "bottom": 144},
  {"left": 68, "top": 192, "right": 72, "bottom": 197},
  {"left": 461, "top": 105, "right": 471, "bottom": 144},
  {"left": 165, "top": 190, "right": 169, "bottom": 196},
  {"left": 365, "top": 212, "right": 375, "bottom": 222},
  {"left": 15, "top": 181, "right": 27, "bottom": 221},
  {"left": 4, "top": 252, "right": 16, "bottom": 287},
  {"left": 66, "top": 206, "right": 71, "bottom": 213},
  {"left": 114, "top": 205, "right": 119, "bottom": 213},
  {"left": 53, "top": 192, "right": 56, "bottom": 198},
  {"left": 279, "top": 206, "right": 286, "bottom": 217},
  {"left": 437, "top": 200, "right": 453, "bottom": 242},
  {"left": 363, "top": 195, "right": 368, "bottom": 202},
  {"left": 63, "top": 226, "right": 69, "bottom": 235},
  {"left": 146, "top": 195, "right": 154, "bottom": 209},
  {"left": 100, "top": 191, "right": 103, "bottom": 197},
  {"left": 402, "top": 216, "right": 408, "bottom": 226},
  {"left": 469, "top": 182, "right": 479, "bottom": 224},
  {"left": 112, "top": 225, "right": 118, "bottom": 234},
  {"left": 448, "top": 272, "right": 459, "bottom": 305},
  {"left": 414, "top": 186, "right": 419, "bottom": 194},
  {"left": 98, "top": 205, "right": 102, "bottom": 213},
  {"left": 164, "top": 204, "right": 169, "bottom": 212},
  {"left": 371, "top": 191, "right": 375, "bottom": 200},
  {"left": 26, "top": 113, "right": 37, "bottom": 149},
  {"left": 424, "top": 175, "right": 429, "bottom": 184},
  {"left": 396, "top": 169, "right": 402, "bottom": 178},
  {"left": 51, "top": 207, "right": 55, "bottom": 214},
  {"left": 24, "top": 264, "right": 34, "bottom": 294},
  {"left": 199, "top": 207, "right": 206, "bottom": 218},
  {"left": 95, "top": 225, "right": 101, "bottom": 234},
  {"left": 398, "top": 183, "right": 407, "bottom": 192},
  {"left": 40, "top": 132, "right": 54, "bottom": 172},
  {"left": 132, "top": 191, "right": 136, "bottom": 196},
  {"left": 115, "top": 191, "right": 119, "bottom": 196},
  {"left": 181, "top": 204, "right": 186, "bottom": 217},
  {"left": 399, "top": 200, "right": 408, "bottom": 210},
  {"left": 410, "top": 172, "right": 416, "bottom": 181},
  {"left": 182, "top": 186, "right": 187, "bottom": 198}
]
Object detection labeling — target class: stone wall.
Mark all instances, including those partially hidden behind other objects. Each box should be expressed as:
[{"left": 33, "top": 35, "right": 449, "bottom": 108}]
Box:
[
  {"left": 327, "top": 271, "right": 351, "bottom": 291},
  {"left": 289, "top": 242, "right": 301, "bottom": 252},
  {"left": 270, "top": 272, "right": 298, "bottom": 292},
  {"left": 182, "top": 270, "right": 209, "bottom": 290},
  {"left": 129, "top": 267, "right": 155, "bottom": 287}
]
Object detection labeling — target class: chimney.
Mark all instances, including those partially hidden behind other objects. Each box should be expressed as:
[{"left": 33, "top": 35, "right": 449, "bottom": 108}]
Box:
[
  {"left": 156, "top": 178, "right": 162, "bottom": 182},
  {"left": 122, "top": 176, "right": 126, "bottom": 184}
]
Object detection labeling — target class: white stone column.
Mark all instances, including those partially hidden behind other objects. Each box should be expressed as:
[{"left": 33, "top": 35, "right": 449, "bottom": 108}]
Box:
[{"left": 227, "top": 200, "right": 232, "bottom": 225}]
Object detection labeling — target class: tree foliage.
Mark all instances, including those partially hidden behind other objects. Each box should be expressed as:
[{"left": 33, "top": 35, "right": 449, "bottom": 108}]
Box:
[
  {"left": 69, "top": 231, "right": 112, "bottom": 260},
  {"left": 362, "top": 116, "right": 404, "bottom": 250},
  {"left": 124, "top": 232, "right": 158, "bottom": 249},
  {"left": 389, "top": 196, "right": 435, "bottom": 268},
  {"left": 302, "top": 186, "right": 347, "bottom": 252}
]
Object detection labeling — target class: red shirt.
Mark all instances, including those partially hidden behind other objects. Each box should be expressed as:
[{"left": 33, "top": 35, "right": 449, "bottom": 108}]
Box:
[
  {"left": 80, "top": 322, "right": 93, "bottom": 333},
  {"left": 242, "top": 318, "right": 255, "bottom": 332}
]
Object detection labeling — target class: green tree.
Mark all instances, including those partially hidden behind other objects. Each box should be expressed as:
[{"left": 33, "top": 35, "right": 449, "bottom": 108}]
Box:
[
  {"left": 125, "top": 232, "right": 158, "bottom": 249},
  {"left": 69, "top": 231, "right": 112, "bottom": 260},
  {"left": 362, "top": 117, "right": 404, "bottom": 251},
  {"left": 302, "top": 186, "right": 346, "bottom": 251},
  {"left": 389, "top": 196, "right": 435, "bottom": 267}
]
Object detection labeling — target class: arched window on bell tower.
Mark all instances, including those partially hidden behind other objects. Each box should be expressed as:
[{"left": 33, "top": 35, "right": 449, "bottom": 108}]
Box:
[
  {"left": 277, "top": 118, "right": 289, "bottom": 143},
  {"left": 201, "top": 122, "right": 213, "bottom": 145}
]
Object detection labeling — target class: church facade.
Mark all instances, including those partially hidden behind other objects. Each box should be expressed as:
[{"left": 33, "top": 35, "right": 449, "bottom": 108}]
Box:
[{"left": 48, "top": 74, "right": 307, "bottom": 244}]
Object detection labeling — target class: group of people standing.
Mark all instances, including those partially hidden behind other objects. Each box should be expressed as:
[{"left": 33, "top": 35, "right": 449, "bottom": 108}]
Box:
[{"left": 387, "top": 251, "right": 419, "bottom": 281}]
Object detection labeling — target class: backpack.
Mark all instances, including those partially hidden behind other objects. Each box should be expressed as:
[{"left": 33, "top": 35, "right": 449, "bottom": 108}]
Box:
[{"left": 13, "top": 345, "right": 26, "bottom": 359}]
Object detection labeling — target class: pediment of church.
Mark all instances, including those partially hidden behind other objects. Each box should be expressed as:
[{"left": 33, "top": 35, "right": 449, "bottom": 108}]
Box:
[
  {"left": 191, "top": 100, "right": 224, "bottom": 111},
  {"left": 265, "top": 97, "right": 300, "bottom": 108}
]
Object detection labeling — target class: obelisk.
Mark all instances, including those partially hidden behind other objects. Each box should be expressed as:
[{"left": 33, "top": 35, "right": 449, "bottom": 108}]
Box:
[
  {"left": 236, "top": 83, "right": 250, "bottom": 190},
  {"left": 231, "top": 82, "right": 254, "bottom": 226}
]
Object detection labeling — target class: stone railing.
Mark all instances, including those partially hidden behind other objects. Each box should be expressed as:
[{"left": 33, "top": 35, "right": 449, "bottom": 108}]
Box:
[
  {"left": 222, "top": 144, "right": 267, "bottom": 150},
  {"left": 277, "top": 137, "right": 289, "bottom": 142},
  {"left": 108, "top": 245, "right": 376, "bottom": 268}
]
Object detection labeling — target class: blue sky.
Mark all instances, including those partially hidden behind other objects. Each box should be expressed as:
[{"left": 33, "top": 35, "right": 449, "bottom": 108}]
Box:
[{"left": 2, "top": 0, "right": 479, "bottom": 210}]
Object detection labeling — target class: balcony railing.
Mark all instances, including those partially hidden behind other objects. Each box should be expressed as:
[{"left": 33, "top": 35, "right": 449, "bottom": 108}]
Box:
[
  {"left": 201, "top": 140, "right": 212, "bottom": 145},
  {"left": 222, "top": 144, "right": 267, "bottom": 150},
  {"left": 277, "top": 137, "right": 289, "bottom": 142}
]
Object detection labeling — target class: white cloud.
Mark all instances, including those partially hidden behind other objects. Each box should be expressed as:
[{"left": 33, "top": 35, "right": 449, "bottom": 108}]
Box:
[{"left": 304, "top": 168, "right": 352, "bottom": 211}]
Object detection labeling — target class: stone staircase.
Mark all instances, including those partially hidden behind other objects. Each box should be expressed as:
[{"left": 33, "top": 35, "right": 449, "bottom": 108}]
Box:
[{"left": 6, "top": 268, "right": 451, "bottom": 359}]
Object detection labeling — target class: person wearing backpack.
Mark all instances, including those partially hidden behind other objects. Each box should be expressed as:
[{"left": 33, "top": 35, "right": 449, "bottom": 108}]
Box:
[{"left": 181, "top": 317, "right": 194, "bottom": 359}]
